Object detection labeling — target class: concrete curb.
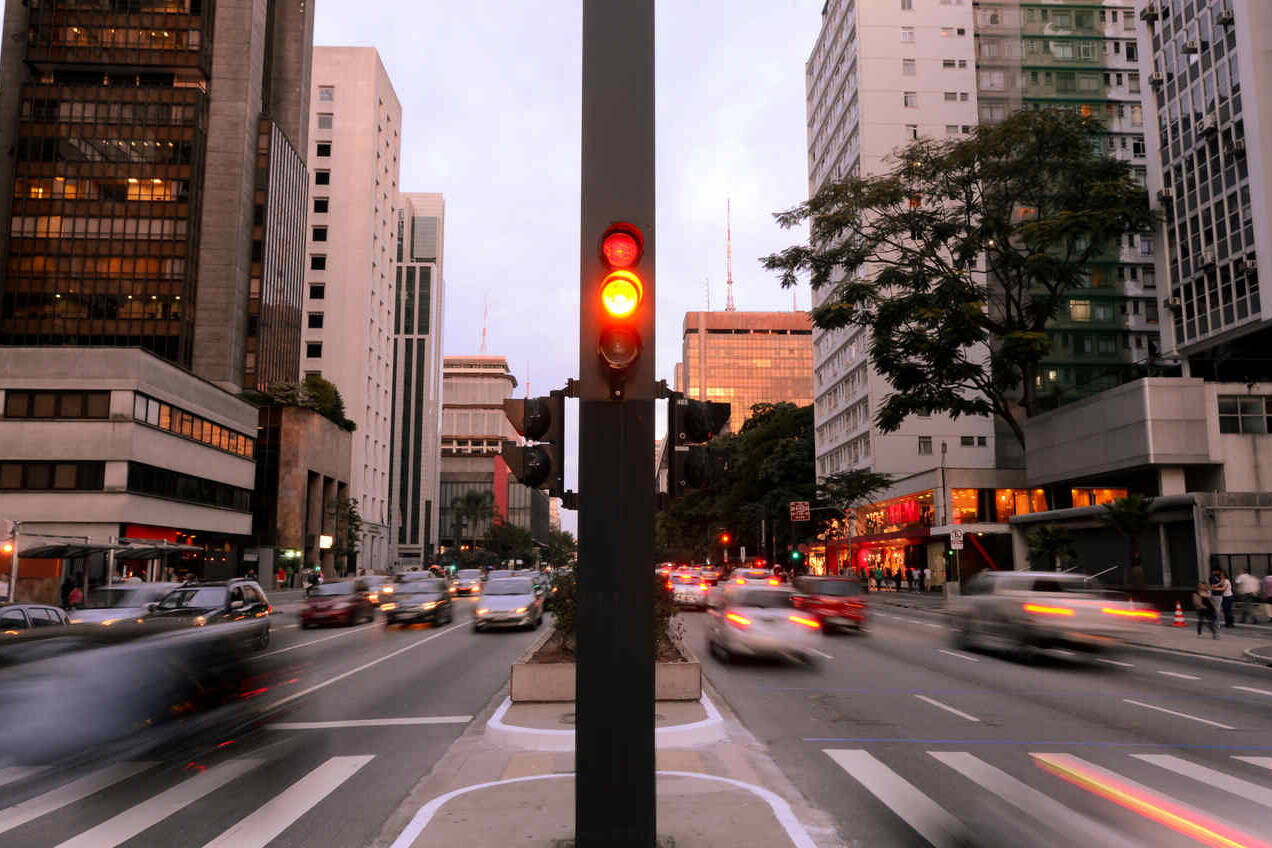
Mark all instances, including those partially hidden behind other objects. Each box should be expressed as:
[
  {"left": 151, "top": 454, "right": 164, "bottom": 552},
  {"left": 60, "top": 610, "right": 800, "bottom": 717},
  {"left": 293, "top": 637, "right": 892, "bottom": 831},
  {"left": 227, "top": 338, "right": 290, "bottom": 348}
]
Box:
[
  {"left": 1243, "top": 646, "right": 1272, "bottom": 667},
  {"left": 486, "top": 693, "right": 726, "bottom": 752}
]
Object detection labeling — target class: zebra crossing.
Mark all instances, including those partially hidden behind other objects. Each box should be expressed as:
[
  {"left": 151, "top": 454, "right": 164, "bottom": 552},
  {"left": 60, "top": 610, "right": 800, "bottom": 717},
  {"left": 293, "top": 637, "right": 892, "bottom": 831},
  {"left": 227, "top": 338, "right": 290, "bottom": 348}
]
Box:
[
  {"left": 0, "top": 753, "right": 375, "bottom": 847},
  {"left": 825, "top": 746, "right": 1272, "bottom": 848}
]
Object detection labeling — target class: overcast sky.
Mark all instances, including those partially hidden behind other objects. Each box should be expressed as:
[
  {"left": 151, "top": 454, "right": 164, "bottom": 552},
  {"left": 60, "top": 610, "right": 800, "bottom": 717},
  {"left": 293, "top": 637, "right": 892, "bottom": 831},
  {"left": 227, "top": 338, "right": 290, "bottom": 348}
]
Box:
[{"left": 315, "top": 1, "right": 822, "bottom": 531}]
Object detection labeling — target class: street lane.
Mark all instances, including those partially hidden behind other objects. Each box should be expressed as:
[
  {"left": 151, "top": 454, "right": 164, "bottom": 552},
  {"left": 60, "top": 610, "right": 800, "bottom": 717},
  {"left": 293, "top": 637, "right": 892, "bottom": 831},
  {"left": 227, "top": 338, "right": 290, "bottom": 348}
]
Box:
[
  {"left": 0, "top": 597, "right": 544, "bottom": 847},
  {"left": 685, "top": 606, "right": 1272, "bottom": 847}
]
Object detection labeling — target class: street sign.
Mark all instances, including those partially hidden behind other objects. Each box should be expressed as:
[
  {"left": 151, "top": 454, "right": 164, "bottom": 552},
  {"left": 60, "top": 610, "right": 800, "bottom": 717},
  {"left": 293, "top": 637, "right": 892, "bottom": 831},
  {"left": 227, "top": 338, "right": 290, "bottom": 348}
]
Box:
[
  {"left": 740, "top": 545, "right": 746, "bottom": 562},
  {"left": 790, "top": 501, "right": 811, "bottom": 522},
  {"left": 950, "top": 528, "right": 965, "bottom": 550}
]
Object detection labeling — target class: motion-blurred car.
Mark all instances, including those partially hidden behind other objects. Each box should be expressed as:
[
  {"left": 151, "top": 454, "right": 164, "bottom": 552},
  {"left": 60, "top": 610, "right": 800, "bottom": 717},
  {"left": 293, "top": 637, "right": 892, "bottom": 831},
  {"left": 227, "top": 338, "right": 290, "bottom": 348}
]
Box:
[
  {"left": 793, "top": 576, "right": 866, "bottom": 633},
  {"left": 359, "top": 575, "right": 393, "bottom": 605},
  {"left": 70, "top": 582, "right": 179, "bottom": 625},
  {"left": 1, "top": 603, "right": 71, "bottom": 634},
  {"left": 706, "top": 584, "right": 822, "bottom": 663},
  {"left": 669, "top": 569, "right": 710, "bottom": 609},
  {"left": 301, "top": 581, "right": 375, "bottom": 628},
  {"left": 474, "top": 577, "right": 543, "bottom": 631},
  {"left": 382, "top": 577, "right": 454, "bottom": 627},
  {"left": 485, "top": 569, "right": 516, "bottom": 581},
  {"left": 148, "top": 579, "right": 272, "bottom": 649},
  {"left": 952, "top": 571, "right": 1159, "bottom": 657},
  {"left": 730, "top": 567, "right": 781, "bottom": 586},
  {"left": 700, "top": 566, "right": 722, "bottom": 585},
  {"left": 452, "top": 569, "right": 484, "bottom": 595}
]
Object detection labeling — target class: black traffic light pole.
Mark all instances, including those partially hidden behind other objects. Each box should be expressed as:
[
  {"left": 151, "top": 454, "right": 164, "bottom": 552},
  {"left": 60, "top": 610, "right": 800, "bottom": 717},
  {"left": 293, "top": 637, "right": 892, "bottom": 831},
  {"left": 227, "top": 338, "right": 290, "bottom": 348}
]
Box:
[{"left": 576, "top": 2, "right": 657, "bottom": 846}]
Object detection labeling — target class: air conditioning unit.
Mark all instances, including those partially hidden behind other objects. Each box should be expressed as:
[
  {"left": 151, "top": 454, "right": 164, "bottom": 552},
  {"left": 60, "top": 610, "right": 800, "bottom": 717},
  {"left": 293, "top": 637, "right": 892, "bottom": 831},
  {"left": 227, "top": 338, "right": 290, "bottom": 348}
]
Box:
[
  {"left": 1139, "top": 3, "right": 1160, "bottom": 22},
  {"left": 1149, "top": 71, "right": 1165, "bottom": 87},
  {"left": 1217, "top": 9, "right": 1235, "bottom": 26},
  {"left": 1182, "top": 40, "right": 1201, "bottom": 54},
  {"left": 1244, "top": 258, "right": 1258, "bottom": 273},
  {"left": 1200, "top": 249, "right": 1216, "bottom": 267},
  {"left": 1157, "top": 187, "right": 1173, "bottom": 203},
  {"left": 1229, "top": 139, "right": 1246, "bottom": 155},
  {"left": 1166, "top": 296, "right": 1182, "bottom": 312},
  {"left": 1201, "top": 114, "right": 1218, "bottom": 134}
]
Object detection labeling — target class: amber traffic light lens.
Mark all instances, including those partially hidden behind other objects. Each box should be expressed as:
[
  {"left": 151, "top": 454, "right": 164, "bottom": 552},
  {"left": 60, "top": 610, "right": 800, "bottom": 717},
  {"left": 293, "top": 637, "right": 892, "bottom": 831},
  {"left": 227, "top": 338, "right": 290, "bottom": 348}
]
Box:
[
  {"left": 600, "top": 270, "right": 642, "bottom": 318},
  {"left": 601, "top": 231, "right": 640, "bottom": 268}
]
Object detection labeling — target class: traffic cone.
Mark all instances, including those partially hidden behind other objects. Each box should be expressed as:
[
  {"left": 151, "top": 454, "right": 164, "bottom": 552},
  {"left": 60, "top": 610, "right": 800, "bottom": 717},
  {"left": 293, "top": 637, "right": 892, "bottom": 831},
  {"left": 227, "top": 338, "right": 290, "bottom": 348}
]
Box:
[{"left": 1173, "top": 602, "right": 1186, "bottom": 627}]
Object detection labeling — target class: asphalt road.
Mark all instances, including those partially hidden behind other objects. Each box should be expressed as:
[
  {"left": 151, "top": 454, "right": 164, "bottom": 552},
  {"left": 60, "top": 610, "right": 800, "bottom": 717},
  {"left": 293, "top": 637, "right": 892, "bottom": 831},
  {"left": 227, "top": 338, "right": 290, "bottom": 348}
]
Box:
[
  {"left": 0, "top": 596, "right": 542, "bottom": 848},
  {"left": 684, "top": 601, "right": 1272, "bottom": 848}
]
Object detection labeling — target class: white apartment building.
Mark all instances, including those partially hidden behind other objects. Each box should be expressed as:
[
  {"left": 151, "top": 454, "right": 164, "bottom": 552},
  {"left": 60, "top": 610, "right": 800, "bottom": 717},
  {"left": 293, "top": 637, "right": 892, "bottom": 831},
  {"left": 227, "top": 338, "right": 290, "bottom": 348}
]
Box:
[
  {"left": 302, "top": 47, "right": 401, "bottom": 572},
  {"left": 807, "top": 0, "right": 996, "bottom": 481},
  {"left": 390, "top": 193, "right": 445, "bottom": 566}
]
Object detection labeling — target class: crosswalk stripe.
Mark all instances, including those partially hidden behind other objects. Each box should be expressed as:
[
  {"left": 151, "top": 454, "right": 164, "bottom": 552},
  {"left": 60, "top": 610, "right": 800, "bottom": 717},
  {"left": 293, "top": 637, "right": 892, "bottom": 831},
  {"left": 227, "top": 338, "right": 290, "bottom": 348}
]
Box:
[
  {"left": 202, "top": 755, "right": 374, "bottom": 848},
  {"left": 823, "top": 749, "right": 971, "bottom": 847},
  {"left": 1232, "top": 756, "right": 1272, "bottom": 772},
  {"left": 55, "top": 759, "right": 263, "bottom": 848},
  {"left": 929, "top": 752, "right": 1139, "bottom": 848},
  {"left": 0, "top": 767, "right": 46, "bottom": 789},
  {"left": 1132, "top": 754, "right": 1272, "bottom": 808},
  {"left": 0, "top": 762, "right": 156, "bottom": 836}
]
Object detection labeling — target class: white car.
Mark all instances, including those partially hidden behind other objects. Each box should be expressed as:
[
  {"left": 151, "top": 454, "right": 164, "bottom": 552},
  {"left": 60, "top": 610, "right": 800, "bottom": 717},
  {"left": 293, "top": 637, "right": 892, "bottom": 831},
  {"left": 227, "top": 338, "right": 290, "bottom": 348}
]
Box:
[
  {"left": 705, "top": 585, "right": 823, "bottom": 664},
  {"left": 473, "top": 577, "right": 544, "bottom": 631},
  {"left": 952, "top": 571, "right": 1159, "bottom": 657}
]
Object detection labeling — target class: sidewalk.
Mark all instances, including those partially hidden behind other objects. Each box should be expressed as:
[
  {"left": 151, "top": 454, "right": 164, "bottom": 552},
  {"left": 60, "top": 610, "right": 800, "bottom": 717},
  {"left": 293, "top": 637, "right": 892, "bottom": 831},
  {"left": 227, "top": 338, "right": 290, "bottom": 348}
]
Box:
[
  {"left": 868, "top": 590, "right": 1272, "bottom": 665},
  {"left": 375, "top": 682, "right": 843, "bottom": 847}
]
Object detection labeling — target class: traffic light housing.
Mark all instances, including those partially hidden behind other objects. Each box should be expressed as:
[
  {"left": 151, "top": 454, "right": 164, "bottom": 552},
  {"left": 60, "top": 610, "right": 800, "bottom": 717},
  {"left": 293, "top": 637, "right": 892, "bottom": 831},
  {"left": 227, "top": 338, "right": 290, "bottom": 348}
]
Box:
[
  {"left": 501, "top": 390, "right": 566, "bottom": 496},
  {"left": 582, "top": 222, "right": 654, "bottom": 401},
  {"left": 667, "top": 395, "right": 730, "bottom": 499}
]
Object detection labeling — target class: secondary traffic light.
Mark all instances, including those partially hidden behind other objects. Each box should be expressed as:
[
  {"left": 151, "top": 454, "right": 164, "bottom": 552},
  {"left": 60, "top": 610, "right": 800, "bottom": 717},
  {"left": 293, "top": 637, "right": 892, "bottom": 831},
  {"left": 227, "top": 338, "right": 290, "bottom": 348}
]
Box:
[
  {"left": 667, "top": 395, "right": 730, "bottom": 498},
  {"left": 501, "top": 390, "right": 566, "bottom": 496},
  {"left": 719, "top": 532, "right": 730, "bottom": 545},
  {"left": 583, "top": 222, "right": 652, "bottom": 401}
]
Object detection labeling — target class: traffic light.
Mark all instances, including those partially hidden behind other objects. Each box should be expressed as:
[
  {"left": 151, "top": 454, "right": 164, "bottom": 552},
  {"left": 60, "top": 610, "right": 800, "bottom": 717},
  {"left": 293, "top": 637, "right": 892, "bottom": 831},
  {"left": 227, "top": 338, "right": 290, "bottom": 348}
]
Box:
[
  {"left": 582, "top": 222, "right": 653, "bottom": 401},
  {"left": 667, "top": 395, "right": 731, "bottom": 498},
  {"left": 719, "top": 532, "right": 730, "bottom": 545},
  {"left": 501, "top": 390, "right": 566, "bottom": 496}
]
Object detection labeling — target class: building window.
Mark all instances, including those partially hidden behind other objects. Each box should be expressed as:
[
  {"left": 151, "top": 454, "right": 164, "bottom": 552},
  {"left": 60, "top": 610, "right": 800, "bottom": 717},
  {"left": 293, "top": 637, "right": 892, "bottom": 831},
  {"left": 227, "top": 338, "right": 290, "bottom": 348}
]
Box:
[
  {"left": 1070, "top": 299, "right": 1092, "bottom": 321},
  {"left": 918, "top": 436, "right": 933, "bottom": 455},
  {"left": 903, "top": 58, "right": 917, "bottom": 75},
  {"left": 960, "top": 435, "right": 974, "bottom": 446},
  {"left": 316, "top": 142, "right": 332, "bottom": 158},
  {"left": 315, "top": 170, "right": 330, "bottom": 186},
  {"left": 903, "top": 91, "right": 918, "bottom": 108},
  {"left": 318, "top": 86, "right": 334, "bottom": 102},
  {"left": 132, "top": 393, "right": 254, "bottom": 457},
  {"left": 309, "top": 284, "right": 325, "bottom": 300},
  {"left": 977, "top": 436, "right": 987, "bottom": 446},
  {"left": 943, "top": 59, "right": 956, "bottom": 68},
  {"left": 4, "top": 390, "right": 110, "bottom": 419},
  {"left": 944, "top": 91, "right": 958, "bottom": 102},
  {"left": 317, "top": 113, "right": 333, "bottom": 130},
  {"left": 126, "top": 462, "right": 251, "bottom": 512},
  {"left": 312, "top": 226, "right": 328, "bottom": 242},
  {"left": 310, "top": 255, "right": 326, "bottom": 270},
  {"left": 995, "top": 489, "right": 1048, "bottom": 522},
  {"left": 1218, "top": 396, "right": 1270, "bottom": 434},
  {"left": 1071, "top": 488, "right": 1127, "bottom": 508},
  {"left": 901, "top": 0, "right": 912, "bottom": 8},
  {"left": 307, "top": 313, "right": 324, "bottom": 329},
  {"left": 905, "top": 124, "right": 919, "bottom": 139},
  {"left": 0, "top": 461, "right": 105, "bottom": 491},
  {"left": 306, "top": 342, "right": 323, "bottom": 358},
  {"left": 313, "top": 197, "right": 329, "bottom": 214},
  {"left": 901, "top": 27, "right": 915, "bottom": 42}
]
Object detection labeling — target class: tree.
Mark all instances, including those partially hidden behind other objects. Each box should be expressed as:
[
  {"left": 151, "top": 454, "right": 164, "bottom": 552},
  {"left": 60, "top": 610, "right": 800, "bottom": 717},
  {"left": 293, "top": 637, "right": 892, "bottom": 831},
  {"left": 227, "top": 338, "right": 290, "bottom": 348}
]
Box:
[
  {"left": 329, "top": 496, "right": 362, "bottom": 575},
  {"left": 817, "top": 469, "right": 893, "bottom": 515},
  {"left": 248, "top": 375, "right": 356, "bottom": 431},
  {"left": 1026, "top": 525, "right": 1076, "bottom": 572},
  {"left": 763, "top": 108, "right": 1155, "bottom": 450},
  {"left": 543, "top": 530, "right": 577, "bottom": 568},
  {"left": 1100, "top": 494, "right": 1154, "bottom": 585},
  {"left": 484, "top": 520, "right": 537, "bottom": 564},
  {"left": 451, "top": 490, "right": 494, "bottom": 550}
]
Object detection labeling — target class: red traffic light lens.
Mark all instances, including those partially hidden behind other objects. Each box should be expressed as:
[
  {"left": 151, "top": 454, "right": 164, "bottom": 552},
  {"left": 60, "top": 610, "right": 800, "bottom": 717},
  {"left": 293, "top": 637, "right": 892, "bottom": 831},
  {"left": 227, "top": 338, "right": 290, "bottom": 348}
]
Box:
[
  {"left": 602, "top": 231, "right": 640, "bottom": 268},
  {"left": 601, "top": 270, "right": 642, "bottom": 318}
]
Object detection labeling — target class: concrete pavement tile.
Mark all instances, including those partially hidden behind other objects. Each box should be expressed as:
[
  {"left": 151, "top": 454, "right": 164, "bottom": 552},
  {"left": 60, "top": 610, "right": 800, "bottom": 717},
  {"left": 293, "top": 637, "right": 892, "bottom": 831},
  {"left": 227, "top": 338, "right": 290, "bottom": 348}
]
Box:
[
  {"left": 656, "top": 750, "right": 705, "bottom": 773},
  {"left": 502, "top": 753, "right": 556, "bottom": 780}
]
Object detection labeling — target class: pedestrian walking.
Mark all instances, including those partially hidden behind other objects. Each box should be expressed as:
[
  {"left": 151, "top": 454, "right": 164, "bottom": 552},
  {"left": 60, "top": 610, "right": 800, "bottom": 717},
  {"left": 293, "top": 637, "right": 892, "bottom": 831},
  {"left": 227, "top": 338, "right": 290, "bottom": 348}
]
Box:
[
  {"left": 1192, "top": 582, "right": 1218, "bottom": 638},
  {"left": 922, "top": 567, "right": 930, "bottom": 592},
  {"left": 1235, "top": 569, "right": 1260, "bottom": 624},
  {"left": 1263, "top": 572, "right": 1272, "bottom": 623},
  {"left": 1209, "top": 567, "right": 1232, "bottom": 628},
  {"left": 1220, "top": 570, "right": 1235, "bottom": 628},
  {"left": 67, "top": 584, "right": 84, "bottom": 609}
]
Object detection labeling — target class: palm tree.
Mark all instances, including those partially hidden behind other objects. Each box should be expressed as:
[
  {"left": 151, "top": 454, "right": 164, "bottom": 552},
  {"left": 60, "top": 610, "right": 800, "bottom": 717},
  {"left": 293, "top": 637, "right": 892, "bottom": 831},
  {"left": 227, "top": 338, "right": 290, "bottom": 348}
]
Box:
[
  {"left": 1026, "top": 525, "right": 1076, "bottom": 572},
  {"left": 1100, "top": 494, "right": 1154, "bottom": 585},
  {"left": 451, "top": 490, "right": 495, "bottom": 550}
]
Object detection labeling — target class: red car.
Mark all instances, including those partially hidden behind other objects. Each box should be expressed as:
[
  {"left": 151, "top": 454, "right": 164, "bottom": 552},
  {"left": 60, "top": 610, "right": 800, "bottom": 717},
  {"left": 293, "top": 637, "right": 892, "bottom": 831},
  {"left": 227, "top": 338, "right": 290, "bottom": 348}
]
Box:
[
  {"left": 301, "top": 581, "right": 375, "bottom": 628},
  {"left": 793, "top": 576, "right": 866, "bottom": 633}
]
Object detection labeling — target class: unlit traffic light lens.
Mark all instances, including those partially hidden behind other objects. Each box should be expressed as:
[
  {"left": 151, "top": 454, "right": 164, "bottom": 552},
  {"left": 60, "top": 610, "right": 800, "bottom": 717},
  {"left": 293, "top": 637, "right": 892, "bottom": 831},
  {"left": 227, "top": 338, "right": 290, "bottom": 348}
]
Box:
[
  {"left": 601, "top": 270, "right": 642, "bottom": 318},
  {"left": 601, "top": 230, "right": 640, "bottom": 267},
  {"left": 598, "top": 327, "right": 641, "bottom": 371}
]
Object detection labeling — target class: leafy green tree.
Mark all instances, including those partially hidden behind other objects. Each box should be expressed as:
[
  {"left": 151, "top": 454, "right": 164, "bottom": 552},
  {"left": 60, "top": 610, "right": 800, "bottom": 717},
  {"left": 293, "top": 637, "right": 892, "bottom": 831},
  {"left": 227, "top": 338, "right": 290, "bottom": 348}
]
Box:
[
  {"left": 328, "top": 496, "right": 362, "bottom": 575},
  {"left": 1026, "top": 525, "right": 1076, "bottom": 572},
  {"left": 484, "top": 520, "right": 537, "bottom": 564},
  {"left": 543, "top": 530, "right": 577, "bottom": 568},
  {"left": 249, "top": 375, "right": 356, "bottom": 431},
  {"left": 763, "top": 108, "right": 1155, "bottom": 449},
  {"left": 451, "top": 490, "right": 494, "bottom": 550},
  {"left": 817, "top": 469, "right": 893, "bottom": 516},
  {"left": 1100, "top": 494, "right": 1154, "bottom": 584}
]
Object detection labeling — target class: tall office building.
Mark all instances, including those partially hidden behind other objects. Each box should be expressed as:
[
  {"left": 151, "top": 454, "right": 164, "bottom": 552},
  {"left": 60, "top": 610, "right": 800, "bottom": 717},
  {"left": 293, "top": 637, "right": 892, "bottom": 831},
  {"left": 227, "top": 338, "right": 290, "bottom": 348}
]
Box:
[
  {"left": 674, "top": 311, "right": 815, "bottom": 435},
  {"left": 300, "top": 47, "right": 400, "bottom": 571},
  {"left": 0, "top": 0, "right": 313, "bottom": 590},
  {"left": 1136, "top": 0, "right": 1271, "bottom": 380},
  {"left": 390, "top": 192, "right": 445, "bottom": 567}
]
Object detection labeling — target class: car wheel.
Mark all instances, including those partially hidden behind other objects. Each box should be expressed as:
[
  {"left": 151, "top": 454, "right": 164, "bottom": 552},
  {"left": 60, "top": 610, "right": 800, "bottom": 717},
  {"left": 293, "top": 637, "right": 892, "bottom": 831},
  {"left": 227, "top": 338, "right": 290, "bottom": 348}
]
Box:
[
  {"left": 300, "top": 621, "right": 313, "bottom": 630},
  {"left": 256, "top": 626, "right": 270, "bottom": 650},
  {"left": 709, "top": 639, "right": 731, "bottom": 664},
  {"left": 954, "top": 619, "right": 977, "bottom": 650},
  {"left": 473, "top": 622, "right": 483, "bottom": 633}
]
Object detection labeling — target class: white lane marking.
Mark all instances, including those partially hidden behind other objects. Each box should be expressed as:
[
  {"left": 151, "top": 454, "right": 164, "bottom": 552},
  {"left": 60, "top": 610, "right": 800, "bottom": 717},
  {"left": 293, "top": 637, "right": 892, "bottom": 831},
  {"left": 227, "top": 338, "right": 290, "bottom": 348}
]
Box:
[
  {"left": 914, "top": 695, "right": 980, "bottom": 723},
  {"left": 922, "top": 622, "right": 944, "bottom": 629},
  {"left": 938, "top": 649, "right": 980, "bottom": 663},
  {"left": 1157, "top": 670, "right": 1201, "bottom": 680},
  {"left": 1122, "top": 698, "right": 1235, "bottom": 730},
  {"left": 930, "top": 753, "right": 1139, "bottom": 848},
  {"left": 1052, "top": 649, "right": 1076, "bottom": 657},
  {"left": 808, "top": 648, "right": 834, "bottom": 660},
  {"left": 1131, "top": 754, "right": 1272, "bottom": 808},
  {"left": 1096, "top": 658, "right": 1135, "bottom": 668},
  {"left": 265, "top": 623, "right": 464, "bottom": 711},
  {"left": 823, "top": 750, "right": 971, "bottom": 848},
  {"left": 1234, "top": 756, "right": 1272, "bottom": 771},
  {"left": 268, "top": 716, "right": 471, "bottom": 730},
  {"left": 0, "top": 766, "right": 45, "bottom": 788},
  {"left": 202, "top": 756, "right": 373, "bottom": 848},
  {"left": 0, "top": 762, "right": 155, "bottom": 836},
  {"left": 258, "top": 626, "right": 369, "bottom": 658},
  {"left": 278, "top": 624, "right": 300, "bottom": 630},
  {"left": 55, "top": 759, "right": 262, "bottom": 848},
  {"left": 1233, "top": 685, "right": 1272, "bottom": 698}
]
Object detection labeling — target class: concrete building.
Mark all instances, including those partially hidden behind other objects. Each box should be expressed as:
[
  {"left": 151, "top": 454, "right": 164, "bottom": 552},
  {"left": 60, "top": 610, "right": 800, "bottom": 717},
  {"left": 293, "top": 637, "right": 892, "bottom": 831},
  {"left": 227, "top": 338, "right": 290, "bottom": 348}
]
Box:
[
  {"left": 0, "top": 0, "right": 314, "bottom": 591},
  {"left": 1136, "top": 0, "right": 1272, "bottom": 381},
  {"left": 674, "top": 311, "right": 814, "bottom": 435},
  {"left": 300, "top": 47, "right": 401, "bottom": 572},
  {"left": 390, "top": 193, "right": 445, "bottom": 567},
  {"left": 438, "top": 356, "right": 550, "bottom": 553}
]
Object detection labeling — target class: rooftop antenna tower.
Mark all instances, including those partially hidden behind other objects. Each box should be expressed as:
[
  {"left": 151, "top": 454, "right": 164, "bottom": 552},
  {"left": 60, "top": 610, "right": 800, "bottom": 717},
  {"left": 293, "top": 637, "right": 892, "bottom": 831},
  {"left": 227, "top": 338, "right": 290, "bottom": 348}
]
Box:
[
  {"left": 725, "top": 198, "right": 736, "bottom": 311},
  {"left": 705, "top": 275, "right": 711, "bottom": 312},
  {"left": 480, "top": 295, "right": 488, "bottom": 354}
]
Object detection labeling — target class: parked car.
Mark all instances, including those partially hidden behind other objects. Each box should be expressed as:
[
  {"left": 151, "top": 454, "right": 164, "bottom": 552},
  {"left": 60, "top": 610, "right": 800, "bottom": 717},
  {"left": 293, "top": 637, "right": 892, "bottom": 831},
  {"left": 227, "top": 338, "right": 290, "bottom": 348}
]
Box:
[
  {"left": 147, "top": 579, "right": 273, "bottom": 649},
  {"left": 71, "top": 582, "right": 180, "bottom": 625},
  {"left": 1, "top": 603, "right": 71, "bottom": 634},
  {"left": 793, "top": 576, "right": 867, "bottom": 633},
  {"left": 951, "top": 571, "right": 1159, "bottom": 658},
  {"left": 705, "top": 584, "right": 822, "bottom": 664},
  {"left": 474, "top": 577, "right": 543, "bottom": 631},
  {"left": 382, "top": 577, "right": 454, "bottom": 627},
  {"left": 301, "top": 581, "right": 375, "bottom": 628},
  {"left": 452, "top": 569, "right": 484, "bottom": 596}
]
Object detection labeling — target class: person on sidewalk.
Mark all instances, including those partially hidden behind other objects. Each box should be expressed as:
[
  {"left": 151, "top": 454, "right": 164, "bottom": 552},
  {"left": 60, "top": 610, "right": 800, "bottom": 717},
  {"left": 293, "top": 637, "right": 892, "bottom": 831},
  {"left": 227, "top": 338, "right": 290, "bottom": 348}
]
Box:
[
  {"left": 1192, "top": 582, "right": 1218, "bottom": 639},
  {"left": 1235, "top": 569, "right": 1260, "bottom": 624},
  {"left": 1220, "top": 570, "right": 1235, "bottom": 628},
  {"left": 1210, "top": 567, "right": 1234, "bottom": 628},
  {"left": 1263, "top": 572, "right": 1272, "bottom": 623}
]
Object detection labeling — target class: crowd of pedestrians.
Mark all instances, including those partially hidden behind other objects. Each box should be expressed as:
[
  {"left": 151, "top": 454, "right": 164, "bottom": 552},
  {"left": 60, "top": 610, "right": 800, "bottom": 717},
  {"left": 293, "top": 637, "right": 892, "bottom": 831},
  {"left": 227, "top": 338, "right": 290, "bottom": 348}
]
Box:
[{"left": 1192, "top": 565, "right": 1272, "bottom": 636}]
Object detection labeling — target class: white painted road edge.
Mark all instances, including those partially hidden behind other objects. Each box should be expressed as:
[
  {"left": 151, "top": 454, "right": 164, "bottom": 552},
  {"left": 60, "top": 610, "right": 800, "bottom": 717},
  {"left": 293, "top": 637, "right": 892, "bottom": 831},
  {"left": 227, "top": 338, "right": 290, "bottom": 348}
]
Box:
[
  {"left": 387, "top": 770, "right": 817, "bottom": 848},
  {"left": 486, "top": 693, "right": 725, "bottom": 752},
  {"left": 267, "top": 716, "right": 473, "bottom": 730}
]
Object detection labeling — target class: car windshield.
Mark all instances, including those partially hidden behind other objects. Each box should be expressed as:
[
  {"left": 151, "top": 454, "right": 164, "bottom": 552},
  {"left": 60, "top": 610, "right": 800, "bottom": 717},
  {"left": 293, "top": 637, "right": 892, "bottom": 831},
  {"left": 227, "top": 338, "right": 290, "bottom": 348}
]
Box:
[
  {"left": 84, "top": 588, "right": 145, "bottom": 608},
  {"left": 806, "top": 580, "right": 861, "bottom": 597},
  {"left": 156, "top": 587, "right": 225, "bottom": 610},
  {"left": 484, "top": 578, "right": 534, "bottom": 595},
  {"left": 734, "top": 589, "right": 794, "bottom": 608},
  {"left": 457, "top": 570, "right": 483, "bottom": 579},
  {"left": 397, "top": 579, "right": 446, "bottom": 594},
  {"left": 312, "top": 583, "right": 355, "bottom": 597}
]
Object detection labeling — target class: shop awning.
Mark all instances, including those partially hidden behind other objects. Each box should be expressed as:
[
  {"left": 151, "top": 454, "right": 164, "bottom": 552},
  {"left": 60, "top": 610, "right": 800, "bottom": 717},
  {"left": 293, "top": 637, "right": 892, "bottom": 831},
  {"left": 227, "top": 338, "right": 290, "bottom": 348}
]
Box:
[
  {"left": 18, "top": 542, "right": 121, "bottom": 559},
  {"left": 115, "top": 540, "right": 201, "bottom": 559}
]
